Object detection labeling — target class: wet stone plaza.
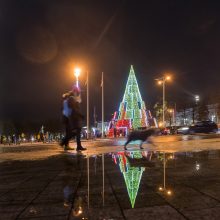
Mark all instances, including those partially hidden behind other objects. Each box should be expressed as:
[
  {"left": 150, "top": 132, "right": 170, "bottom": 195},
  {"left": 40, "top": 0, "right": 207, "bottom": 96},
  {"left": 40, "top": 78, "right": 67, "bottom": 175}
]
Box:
[{"left": 2, "top": 136, "right": 220, "bottom": 219}]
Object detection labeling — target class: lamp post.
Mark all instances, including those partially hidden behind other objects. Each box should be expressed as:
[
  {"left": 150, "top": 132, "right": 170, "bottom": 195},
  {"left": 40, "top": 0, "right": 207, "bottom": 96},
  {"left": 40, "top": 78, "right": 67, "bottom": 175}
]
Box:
[
  {"left": 193, "top": 95, "right": 200, "bottom": 124},
  {"left": 155, "top": 75, "right": 171, "bottom": 127},
  {"left": 74, "top": 68, "right": 81, "bottom": 88}
]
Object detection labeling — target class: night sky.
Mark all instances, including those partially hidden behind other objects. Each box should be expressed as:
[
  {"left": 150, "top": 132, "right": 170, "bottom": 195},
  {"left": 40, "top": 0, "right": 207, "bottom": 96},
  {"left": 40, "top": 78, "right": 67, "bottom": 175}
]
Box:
[{"left": 1, "top": 0, "right": 220, "bottom": 124}]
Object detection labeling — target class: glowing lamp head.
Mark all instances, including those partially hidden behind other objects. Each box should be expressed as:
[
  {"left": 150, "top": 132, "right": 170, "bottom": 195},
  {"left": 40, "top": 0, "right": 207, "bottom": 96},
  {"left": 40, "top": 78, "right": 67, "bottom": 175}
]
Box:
[
  {"left": 166, "top": 75, "right": 171, "bottom": 81},
  {"left": 158, "top": 80, "right": 162, "bottom": 85},
  {"left": 74, "top": 68, "right": 81, "bottom": 78},
  {"left": 195, "top": 95, "right": 200, "bottom": 102}
]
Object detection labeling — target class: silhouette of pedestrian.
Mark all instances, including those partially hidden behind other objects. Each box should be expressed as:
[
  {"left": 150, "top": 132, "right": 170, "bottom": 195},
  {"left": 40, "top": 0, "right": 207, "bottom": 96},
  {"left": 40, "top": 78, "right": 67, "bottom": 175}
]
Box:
[{"left": 60, "top": 86, "right": 86, "bottom": 151}]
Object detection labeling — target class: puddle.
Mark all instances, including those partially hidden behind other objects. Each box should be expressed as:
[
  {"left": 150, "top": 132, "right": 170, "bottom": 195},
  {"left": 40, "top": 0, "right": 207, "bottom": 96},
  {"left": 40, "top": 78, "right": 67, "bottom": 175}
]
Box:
[{"left": 2, "top": 149, "right": 220, "bottom": 219}]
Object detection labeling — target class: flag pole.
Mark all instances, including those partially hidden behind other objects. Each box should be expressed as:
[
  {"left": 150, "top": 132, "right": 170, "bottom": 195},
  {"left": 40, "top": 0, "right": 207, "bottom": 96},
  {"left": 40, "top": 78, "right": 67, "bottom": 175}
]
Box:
[
  {"left": 87, "top": 71, "right": 89, "bottom": 139},
  {"left": 102, "top": 72, "right": 104, "bottom": 138}
]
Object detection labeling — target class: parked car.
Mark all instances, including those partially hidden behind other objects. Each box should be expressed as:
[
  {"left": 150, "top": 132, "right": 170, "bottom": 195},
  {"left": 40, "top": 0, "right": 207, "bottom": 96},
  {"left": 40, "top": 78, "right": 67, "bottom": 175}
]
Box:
[
  {"left": 177, "top": 121, "right": 218, "bottom": 134},
  {"left": 160, "top": 127, "right": 170, "bottom": 135},
  {"left": 166, "top": 126, "right": 181, "bottom": 134}
]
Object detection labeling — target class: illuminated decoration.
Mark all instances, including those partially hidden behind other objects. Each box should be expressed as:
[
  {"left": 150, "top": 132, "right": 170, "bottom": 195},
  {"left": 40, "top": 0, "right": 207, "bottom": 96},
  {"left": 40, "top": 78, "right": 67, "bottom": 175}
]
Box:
[
  {"left": 118, "top": 65, "right": 148, "bottom": 129},
  {"left": 116, "top": 151, "right": 145, "bottom": 208},
  {"left": 108, "top": 66, "right": 149, "bottom": 137},
  {"left": 109, "top": 65, "right": 149, "bottom": 136}
]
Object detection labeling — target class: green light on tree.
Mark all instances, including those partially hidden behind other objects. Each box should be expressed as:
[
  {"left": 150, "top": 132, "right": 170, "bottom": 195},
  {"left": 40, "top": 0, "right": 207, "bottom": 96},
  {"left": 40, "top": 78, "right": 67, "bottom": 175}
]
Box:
[
  {"left": 118, "top": 65, "right": 148, "bottom": 129},
  {"left": 118, "top": 152, "right": 145, "bottom": 208}
]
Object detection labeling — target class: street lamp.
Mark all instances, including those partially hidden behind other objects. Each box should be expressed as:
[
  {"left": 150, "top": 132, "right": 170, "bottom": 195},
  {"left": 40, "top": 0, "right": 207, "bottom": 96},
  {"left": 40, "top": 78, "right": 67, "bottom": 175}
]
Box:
[
  {"left": 168, "top": 108, "right": 174, "bottom": 126},
  {"left": 195, "top": 95, "right": 200, "bottom": 104},
  {"left": 74, "top": 68, "right": 81, "bottom": 88},
  {"left": 155, "top": 75, "right": 171, "bottom": 127},
  {"left": 74, "top": 67, "right": 90, "bottom": 139}
]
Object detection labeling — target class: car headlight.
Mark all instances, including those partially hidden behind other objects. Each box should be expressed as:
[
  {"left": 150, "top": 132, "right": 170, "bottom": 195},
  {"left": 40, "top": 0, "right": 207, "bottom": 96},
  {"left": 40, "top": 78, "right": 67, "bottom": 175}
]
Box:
[{"left": 179, "top": 127, "right": 189, "bottom": 131}]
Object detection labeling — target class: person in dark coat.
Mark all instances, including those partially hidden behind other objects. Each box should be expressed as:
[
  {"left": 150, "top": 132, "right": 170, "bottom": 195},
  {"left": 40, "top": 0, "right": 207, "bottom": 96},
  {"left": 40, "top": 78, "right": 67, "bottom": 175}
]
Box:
[
  {"left": 60, "top": 86, "right": 86, "bottom": 151},
  {"left": 60, "top": 92, "right": 71, "bottom": 148}
]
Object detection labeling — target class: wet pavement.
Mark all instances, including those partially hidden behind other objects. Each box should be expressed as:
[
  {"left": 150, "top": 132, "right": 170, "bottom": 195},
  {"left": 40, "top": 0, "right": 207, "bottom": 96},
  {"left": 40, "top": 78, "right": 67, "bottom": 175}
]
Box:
[{"left": 2, "top": 135, "right": 220, "bottom": 219}]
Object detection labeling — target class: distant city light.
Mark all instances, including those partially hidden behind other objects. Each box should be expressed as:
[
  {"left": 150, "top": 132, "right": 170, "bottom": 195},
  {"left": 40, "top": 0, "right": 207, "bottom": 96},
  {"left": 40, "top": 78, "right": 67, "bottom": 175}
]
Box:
[
  {"left": 195, "top": 95, "right": 200, "bottom": 103},
  {"left": 169, "top": 155, "right": 174, "bottom": 159}
]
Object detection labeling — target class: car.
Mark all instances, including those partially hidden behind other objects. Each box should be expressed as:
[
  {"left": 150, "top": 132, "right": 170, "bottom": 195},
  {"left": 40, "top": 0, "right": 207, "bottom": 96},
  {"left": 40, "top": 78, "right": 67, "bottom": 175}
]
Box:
[
  {"left": 166, "top": 126, "right": 180, "bottom": 134},
  {"left": 159, "top": 127, "right": 170, "bottom": 135},
  {"left": 177, "top": 121, "right": 218, "bottom": 134},
  {"left": 189, "top": 121, "right": 218, "bottom": 134}
]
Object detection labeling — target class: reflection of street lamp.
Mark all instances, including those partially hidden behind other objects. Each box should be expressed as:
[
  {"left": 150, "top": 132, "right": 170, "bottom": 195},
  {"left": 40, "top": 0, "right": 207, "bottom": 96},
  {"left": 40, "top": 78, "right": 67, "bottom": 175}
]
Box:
[
  {"left": 158, "top": 152, "right": 173, "bottom": 196},
  {"left": 74, "top": 68, "right": 81, "bottom": 88},
  {"left": 195, "top": 161, "right": 200, "bottom": 171},
  {"left": 155, "top": 75, "right": 171, "bottom": 127}
]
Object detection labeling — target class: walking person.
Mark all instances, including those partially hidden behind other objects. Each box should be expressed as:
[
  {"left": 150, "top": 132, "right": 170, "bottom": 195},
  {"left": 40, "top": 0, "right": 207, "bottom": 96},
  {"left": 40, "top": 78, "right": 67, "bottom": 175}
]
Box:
[
  {"left": 60, "top": 86, "right": 86, "bottom": 151},
  {"left": 60, "top": 92, "right": 71, "bottom": 149}
]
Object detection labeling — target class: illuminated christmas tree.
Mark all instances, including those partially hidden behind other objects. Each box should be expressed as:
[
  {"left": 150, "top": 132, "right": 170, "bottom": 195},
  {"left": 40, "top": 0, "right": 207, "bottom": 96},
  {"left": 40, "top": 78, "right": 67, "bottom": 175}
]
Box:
[
  {"left": 118, "top": 152, "right": 145, "bottom": 208},
  {"left": 117, "top": 65, "right": 148, "bottom": 129}
]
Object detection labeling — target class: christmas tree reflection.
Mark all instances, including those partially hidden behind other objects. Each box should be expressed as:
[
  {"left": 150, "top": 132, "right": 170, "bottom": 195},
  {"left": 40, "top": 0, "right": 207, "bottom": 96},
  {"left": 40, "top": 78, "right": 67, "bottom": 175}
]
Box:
[{"left": 114, "top": 151, "right": 145, "bottom": 208}]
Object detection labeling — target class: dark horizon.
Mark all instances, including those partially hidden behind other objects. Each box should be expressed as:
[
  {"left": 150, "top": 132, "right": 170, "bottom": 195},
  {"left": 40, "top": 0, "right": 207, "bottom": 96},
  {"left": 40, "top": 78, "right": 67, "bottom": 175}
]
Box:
[{"left": 1, "top": 0, "right": 220, "bottom": 124}]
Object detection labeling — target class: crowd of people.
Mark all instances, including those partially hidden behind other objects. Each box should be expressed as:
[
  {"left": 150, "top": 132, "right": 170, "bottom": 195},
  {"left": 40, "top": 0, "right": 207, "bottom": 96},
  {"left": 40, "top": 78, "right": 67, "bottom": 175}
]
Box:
[
  {"left": 0, "top": 86, "right": 93, "bottom": 151},
  {"left": 0, "top": 132, "right": 64, "bottom": 145}
]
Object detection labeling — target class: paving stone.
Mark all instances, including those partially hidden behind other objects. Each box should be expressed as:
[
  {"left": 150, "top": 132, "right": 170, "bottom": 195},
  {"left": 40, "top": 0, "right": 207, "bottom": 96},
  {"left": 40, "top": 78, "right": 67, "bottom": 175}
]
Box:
[
  {"left": 124, "top": 205, "right": 185, "bottom": 220},
  {"left": 19, "top": 215, "right": 68, "bottom": 220},
  {"left": 117, "top": 192, "right": 167, "bottom": 209},
  {"left": 0, "top": 212, "right": 20, "bottom": 220},
  {"left": 183, "top": 206, "right": 220, "bottom": 220},
  {"left": 19, "top": 203, "right": 71, "bottom": 218}
]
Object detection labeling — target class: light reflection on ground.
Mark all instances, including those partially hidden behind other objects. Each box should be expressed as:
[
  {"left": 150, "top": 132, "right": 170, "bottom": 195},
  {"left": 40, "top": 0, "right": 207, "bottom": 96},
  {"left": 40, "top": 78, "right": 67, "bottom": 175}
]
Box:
[{"left": 1, "top": 140, "right": 220, "bottom": 219}]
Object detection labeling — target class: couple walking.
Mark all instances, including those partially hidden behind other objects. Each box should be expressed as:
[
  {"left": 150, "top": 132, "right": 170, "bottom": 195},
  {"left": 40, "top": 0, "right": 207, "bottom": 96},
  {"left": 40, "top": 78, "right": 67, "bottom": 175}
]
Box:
[{"left": 60, "top": 86, "right": 86, "bottom": 151}]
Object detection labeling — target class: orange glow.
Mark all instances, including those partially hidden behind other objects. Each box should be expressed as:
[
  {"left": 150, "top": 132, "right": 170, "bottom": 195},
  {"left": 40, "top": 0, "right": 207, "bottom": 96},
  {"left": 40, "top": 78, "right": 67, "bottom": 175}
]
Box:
[
  {"left": 158, "top": 80, "right": 162, "bottom": 85},
  {"left": 166, "top": 75, "right": 171, "bottom": 80},
  {"left": 74, "top": 68, "right": 81, "bottom": 78},
  {"left": 167, "top": 190, "right": 172, "bottom": 195},
  {"left": 158, "top": 122, "right": 163, "bottom": 127}
]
